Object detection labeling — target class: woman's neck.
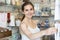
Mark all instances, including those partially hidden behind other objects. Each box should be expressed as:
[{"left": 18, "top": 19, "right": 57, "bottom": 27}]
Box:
[{"left": 24, "top": 17, "right": 32, "bottom": 22}]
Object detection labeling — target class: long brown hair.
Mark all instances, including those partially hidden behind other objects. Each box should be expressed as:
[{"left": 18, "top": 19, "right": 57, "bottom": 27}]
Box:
[{"left": 21, "top": 14, "right": 25, "bottom": 21}]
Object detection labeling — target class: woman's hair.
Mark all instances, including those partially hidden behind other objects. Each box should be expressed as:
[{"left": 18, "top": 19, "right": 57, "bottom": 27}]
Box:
[
  {"left": 21, "top": 2, "right": 34, "bottom": 21},
  {"left": 21, "top": 14, "right": 25, "bottom": 21}
]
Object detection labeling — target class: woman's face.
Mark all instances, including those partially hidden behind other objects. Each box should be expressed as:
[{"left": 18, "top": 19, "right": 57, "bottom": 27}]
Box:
[{"left": 23, "top": 4, "right": 34, "bottom": 19}]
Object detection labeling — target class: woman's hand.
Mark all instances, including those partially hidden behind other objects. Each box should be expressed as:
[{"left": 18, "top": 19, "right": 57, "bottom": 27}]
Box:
[{"left": 45, "top": 27, "right": 57, "bottom": 35}]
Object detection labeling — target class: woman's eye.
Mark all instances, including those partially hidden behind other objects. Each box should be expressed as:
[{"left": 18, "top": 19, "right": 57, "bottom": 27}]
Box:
[
  {"left": 30, "top": 8, "right": 33, "bottom": 10},
  {"left": 25, "top": 8, "right": 33, "bottom": 11},
  {"left": 25, "top": 9, "right": 28, "bottom": 11}
]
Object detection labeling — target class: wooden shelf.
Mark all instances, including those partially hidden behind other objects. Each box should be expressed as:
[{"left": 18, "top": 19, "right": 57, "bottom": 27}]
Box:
[
  {"left": 33, "top": 15, "right": 54, "bottom": 17},
  {"left": 0, "top": 27, "right": 12, "bottom": 38}
]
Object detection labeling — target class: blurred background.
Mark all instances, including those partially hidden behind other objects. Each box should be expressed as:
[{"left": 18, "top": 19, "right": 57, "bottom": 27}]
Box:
[{"left": 0, "top": 0, "right": 60, "bottom": 40}]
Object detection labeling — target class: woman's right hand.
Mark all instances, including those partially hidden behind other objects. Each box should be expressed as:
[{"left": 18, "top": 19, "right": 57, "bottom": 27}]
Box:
[{"left": 45, "top": 27, "right": 57, "bottom": 35}]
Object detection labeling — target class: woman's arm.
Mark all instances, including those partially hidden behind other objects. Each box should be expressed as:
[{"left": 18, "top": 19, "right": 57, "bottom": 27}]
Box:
[
  {"left": 20, "top": 23, "right": 45, "bottom": 40},
  {"left": 20, "top": 22, "right": 55, "bottom": 40}
]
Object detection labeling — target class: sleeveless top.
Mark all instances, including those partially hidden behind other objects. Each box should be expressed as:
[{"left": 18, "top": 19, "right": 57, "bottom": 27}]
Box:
[{"left": 21, "top": 25, "right": 41, "bottom": 40}]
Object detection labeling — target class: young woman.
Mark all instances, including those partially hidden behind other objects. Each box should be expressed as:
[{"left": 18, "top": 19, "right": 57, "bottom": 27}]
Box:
[{"left": 20, "top": 2, "right": 57, "bottom": 40}]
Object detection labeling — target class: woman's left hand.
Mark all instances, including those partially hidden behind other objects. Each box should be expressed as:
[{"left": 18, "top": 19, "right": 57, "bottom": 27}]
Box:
[{"left": 45, "top": 27, "right": 58, "bottom": 35}]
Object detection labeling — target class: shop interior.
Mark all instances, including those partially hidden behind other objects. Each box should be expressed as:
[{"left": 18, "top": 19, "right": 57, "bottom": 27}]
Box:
[{"left": 0, "top": 0, "right": 60, "bottom": 40}]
